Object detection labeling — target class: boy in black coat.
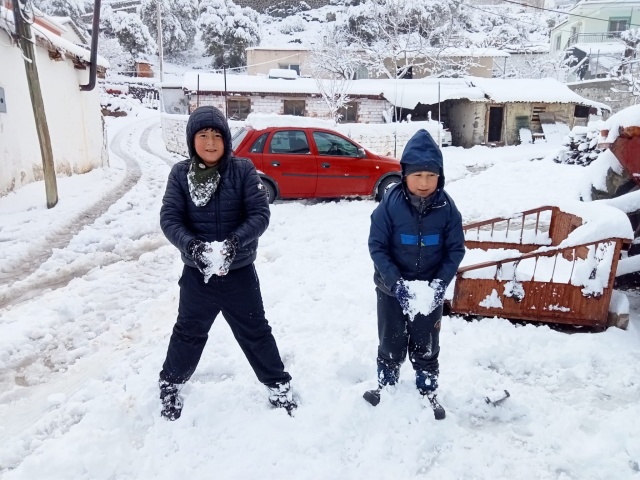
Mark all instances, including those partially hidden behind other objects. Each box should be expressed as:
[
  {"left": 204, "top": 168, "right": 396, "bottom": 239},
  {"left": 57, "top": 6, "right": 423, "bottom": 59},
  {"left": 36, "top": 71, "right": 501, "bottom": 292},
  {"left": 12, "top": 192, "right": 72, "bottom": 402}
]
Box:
[
  {"left": 158, "top": 106, "right": 294, "bottom": 420},
  {"left": 367, "top": 129, "right": 465, "bottom": 419}
]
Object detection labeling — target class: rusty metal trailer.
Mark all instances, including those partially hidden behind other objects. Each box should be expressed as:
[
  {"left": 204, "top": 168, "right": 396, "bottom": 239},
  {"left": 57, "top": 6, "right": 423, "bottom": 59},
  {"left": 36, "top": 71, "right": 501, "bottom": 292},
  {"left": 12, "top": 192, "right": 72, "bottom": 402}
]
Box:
[{"left": 451, "top": 206, "right": 629, "bottom": 329}]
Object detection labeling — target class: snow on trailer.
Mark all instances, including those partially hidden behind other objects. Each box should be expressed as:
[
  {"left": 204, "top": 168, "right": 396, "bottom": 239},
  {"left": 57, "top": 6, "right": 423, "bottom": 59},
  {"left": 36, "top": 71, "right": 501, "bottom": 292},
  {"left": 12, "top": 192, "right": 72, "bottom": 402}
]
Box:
[{"left": 451, "top": 204, "right": 633, "bottom": 330}]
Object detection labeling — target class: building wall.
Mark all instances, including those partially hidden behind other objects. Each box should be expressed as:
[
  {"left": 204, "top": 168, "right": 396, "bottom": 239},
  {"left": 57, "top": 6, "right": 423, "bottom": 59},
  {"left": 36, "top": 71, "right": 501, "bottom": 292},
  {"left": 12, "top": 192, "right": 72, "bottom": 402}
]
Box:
[
  {"left": 379, "top": 56, "right": 497, "bottom": 79},
  {"left": 188, "top": 94, "right": 392, "bottom": 124},
  {"left": 551, "top": 3, "right": 640, "bottom": 52},
  {"left": 447, "top": 100, "right": 486, "bottom": 148},
  {"left": 246, "top": 49, "right": 312, "bottom": 76},
  {"left": 568, "top": 79, "right": 635, "bottom": 115},
  {"left": 0, "top": 30, "right": 107, "bottom": 196}
]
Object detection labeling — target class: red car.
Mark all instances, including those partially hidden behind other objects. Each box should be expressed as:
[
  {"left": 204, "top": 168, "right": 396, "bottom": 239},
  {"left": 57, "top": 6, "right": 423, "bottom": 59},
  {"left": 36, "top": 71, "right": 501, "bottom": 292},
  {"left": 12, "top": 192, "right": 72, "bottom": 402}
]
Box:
[{"left": 231, "top": 126, "right": 401, "bottom": 203}]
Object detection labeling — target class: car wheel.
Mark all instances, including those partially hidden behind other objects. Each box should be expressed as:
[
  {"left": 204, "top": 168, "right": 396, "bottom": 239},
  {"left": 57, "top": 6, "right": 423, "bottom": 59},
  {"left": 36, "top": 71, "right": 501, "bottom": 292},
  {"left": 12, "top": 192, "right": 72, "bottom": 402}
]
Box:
[
  {"left": 376, "top": 176, "right": 400, "bottom": 201},
  {"left": 261, "top": 178, "right": 277, "bottom": 204}
]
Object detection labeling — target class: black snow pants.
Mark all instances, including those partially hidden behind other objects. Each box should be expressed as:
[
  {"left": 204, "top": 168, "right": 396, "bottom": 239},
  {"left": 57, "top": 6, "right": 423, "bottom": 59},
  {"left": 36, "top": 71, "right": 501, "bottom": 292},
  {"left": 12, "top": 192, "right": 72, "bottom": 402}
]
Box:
[
  {"left": 159, "top": 264, "right": 291, "bottom": 387},
  {"left": 376, "top": 287, "right": 442, "bottom": 387}
]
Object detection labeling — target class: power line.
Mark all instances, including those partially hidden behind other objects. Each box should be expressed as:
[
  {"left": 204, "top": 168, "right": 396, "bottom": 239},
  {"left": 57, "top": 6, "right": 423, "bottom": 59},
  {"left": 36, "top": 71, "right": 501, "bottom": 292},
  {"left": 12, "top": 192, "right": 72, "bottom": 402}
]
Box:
[{"left": 499, "top": 0, "right": 640, "bottom": 28}]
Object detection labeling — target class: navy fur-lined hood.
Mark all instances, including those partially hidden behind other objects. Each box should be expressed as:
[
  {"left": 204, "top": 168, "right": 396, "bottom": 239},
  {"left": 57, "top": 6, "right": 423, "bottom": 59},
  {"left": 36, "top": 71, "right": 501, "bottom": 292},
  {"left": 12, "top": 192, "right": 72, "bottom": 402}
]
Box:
[{"left": 400, "top": 129, "right": 445, "bottom": 190}]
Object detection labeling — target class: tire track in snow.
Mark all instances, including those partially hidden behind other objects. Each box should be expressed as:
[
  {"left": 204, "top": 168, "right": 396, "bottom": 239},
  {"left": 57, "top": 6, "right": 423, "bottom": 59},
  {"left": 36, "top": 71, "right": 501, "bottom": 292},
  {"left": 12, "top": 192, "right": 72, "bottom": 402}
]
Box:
[
  {"left": 0, "top": 119, "right": 167, "bottom": 311},
  {"left": 0, "top": 121, "right": 144, "bottom": 287}
]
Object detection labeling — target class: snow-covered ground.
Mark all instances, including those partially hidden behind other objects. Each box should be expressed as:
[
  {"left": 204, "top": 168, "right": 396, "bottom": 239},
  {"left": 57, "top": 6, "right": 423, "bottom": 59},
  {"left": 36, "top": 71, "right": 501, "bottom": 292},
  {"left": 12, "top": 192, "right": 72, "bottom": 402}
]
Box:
[{"left": 2, "top": 106, "right": 640, "bottom": 479}]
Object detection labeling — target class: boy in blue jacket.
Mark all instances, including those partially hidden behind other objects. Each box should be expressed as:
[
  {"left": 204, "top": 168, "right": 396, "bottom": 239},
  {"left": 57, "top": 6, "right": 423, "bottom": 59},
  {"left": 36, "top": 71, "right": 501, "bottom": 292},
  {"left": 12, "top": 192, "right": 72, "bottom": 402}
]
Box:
[
  {"left": 367, "top": 129, "right": 465, "bottom": 419},
  {"left": 158, "top": 106, "right": 295, "bottom": 420}
]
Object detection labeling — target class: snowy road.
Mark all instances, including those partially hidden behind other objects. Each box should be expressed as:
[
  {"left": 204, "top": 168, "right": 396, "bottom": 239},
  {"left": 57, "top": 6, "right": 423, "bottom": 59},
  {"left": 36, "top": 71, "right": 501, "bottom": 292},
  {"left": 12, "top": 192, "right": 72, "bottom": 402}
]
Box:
[{"left": 2, "top": 111, "right": 640, "bottom": 479}]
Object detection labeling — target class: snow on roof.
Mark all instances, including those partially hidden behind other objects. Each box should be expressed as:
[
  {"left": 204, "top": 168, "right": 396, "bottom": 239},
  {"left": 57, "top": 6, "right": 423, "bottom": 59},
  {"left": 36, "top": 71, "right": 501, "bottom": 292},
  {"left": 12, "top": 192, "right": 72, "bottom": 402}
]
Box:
[
  {"left": 602, "top": 104, "right": 640, "bottom": 143},
  {"left": 0, "top": 6, "right": 109, "bottom": 69},
  {"left": 268, "top": 68, "right": 298, "bottom": 80},
  {"left": 470, "top": 77, "right": 610, "bottom": 111},
  {"left": 571, "top": 42, "right": 627, "bottom": 55},
  {"left": 182, "top": 73, "right": 609, "bottom": 111}
]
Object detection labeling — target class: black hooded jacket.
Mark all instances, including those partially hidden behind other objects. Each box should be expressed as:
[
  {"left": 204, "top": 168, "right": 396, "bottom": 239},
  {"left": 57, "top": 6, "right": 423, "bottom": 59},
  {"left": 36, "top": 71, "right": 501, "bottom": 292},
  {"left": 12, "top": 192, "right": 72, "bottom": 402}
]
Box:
[{"left": 160, "top": 106, "right": 270, "bottom": 271}]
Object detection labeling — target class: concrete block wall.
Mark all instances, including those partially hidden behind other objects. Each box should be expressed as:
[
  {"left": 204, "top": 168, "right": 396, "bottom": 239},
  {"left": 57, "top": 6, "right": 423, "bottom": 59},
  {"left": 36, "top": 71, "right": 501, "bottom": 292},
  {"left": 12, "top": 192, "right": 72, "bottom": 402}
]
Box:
[{"left": 189, "top": 95, "right": 393, "bottom": 124}]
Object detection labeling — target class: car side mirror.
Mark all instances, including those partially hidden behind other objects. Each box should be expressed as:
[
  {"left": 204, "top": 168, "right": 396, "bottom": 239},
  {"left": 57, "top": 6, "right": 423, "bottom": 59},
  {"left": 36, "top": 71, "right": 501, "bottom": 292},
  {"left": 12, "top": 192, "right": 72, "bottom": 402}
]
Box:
[{"left": 357, "top": 147, "right": 366, "bottom": 158}]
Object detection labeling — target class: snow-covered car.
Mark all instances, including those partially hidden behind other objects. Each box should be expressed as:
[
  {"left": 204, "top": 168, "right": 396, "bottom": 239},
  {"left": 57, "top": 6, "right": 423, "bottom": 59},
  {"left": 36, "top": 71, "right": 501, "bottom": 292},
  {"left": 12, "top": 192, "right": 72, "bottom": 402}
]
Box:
[{"left": 441, "top": 127, "right": 452, "bottom": 147}]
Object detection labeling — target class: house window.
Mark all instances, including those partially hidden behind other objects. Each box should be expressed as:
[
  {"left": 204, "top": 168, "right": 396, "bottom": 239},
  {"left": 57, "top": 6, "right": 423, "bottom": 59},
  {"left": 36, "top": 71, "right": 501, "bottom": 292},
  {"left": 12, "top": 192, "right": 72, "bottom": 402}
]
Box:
[
  {"left": 283, "top": 99, "right": 305, "bottom": 116},
  {"left": 354, "top": 65, "right": 368, "bottom": 80},
  {"left": 337, "top": 101, "right": 358, "bottom": 123},
  {"left": 278, "top": 63, "right": 300, "bottom": 75},
  {"left": 227, "top": 98, "right": 250, "bottom": 120},
  {"left": 609, "top": 17, "right": 630, "bottom": 34},
  {"left": 397, "top": 65, "right": 413, "bottom": 79},
  {"left": 555, "top": 35, "right": 562, "bottom": 51}
]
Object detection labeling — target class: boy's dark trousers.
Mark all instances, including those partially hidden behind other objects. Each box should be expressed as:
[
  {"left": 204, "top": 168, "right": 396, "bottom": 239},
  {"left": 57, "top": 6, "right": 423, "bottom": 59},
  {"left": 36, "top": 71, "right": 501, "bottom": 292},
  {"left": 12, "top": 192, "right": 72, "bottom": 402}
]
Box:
[
  {"left": 376, "top": 287, "right": 442, "bottom": 384},
  {"left": 160, "top": 264, "right": 291, "bottom": 387}
]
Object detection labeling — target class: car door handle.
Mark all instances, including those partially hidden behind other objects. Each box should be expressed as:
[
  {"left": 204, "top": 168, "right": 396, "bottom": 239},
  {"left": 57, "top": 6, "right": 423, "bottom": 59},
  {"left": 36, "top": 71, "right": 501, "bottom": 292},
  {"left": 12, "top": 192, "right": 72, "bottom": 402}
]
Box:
[
  {"left": 271, "top": 161, "right": 280, "bottom": 167},
  {"left": 321, "top": 163, "right": 330, "bottom": 168}
]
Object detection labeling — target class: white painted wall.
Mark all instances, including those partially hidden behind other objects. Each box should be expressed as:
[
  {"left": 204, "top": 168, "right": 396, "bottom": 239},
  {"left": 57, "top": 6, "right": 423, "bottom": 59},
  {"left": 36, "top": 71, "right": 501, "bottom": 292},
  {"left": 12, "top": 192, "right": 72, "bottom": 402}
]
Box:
[{"left": 0, "top": 29, "right": 107, "bottom": 196}]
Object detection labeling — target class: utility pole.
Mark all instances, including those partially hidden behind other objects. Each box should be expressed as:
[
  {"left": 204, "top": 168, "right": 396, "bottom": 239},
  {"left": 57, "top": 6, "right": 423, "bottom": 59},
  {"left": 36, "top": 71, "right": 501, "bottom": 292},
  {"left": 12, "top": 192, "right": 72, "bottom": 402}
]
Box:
[
  {"left": 156, "top": 0, "right": 163, "bottom": 82},
  {"left": 11, "top": 0, "right": 58, "bottom": 208}
]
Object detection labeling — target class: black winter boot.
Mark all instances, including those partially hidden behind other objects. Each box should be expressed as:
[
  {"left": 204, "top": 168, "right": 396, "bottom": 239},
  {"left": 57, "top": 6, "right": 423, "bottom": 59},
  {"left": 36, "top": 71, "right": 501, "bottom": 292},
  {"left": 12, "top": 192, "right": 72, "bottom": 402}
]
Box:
[
  {"left": 424, "top": 391, "right": 446, "bottom": 420},
  {"left": 267, "top": 381, "right": 297, "bottom": 416},
  {"left": 159, "top": 380, "right": 183, "bottom": 421}
]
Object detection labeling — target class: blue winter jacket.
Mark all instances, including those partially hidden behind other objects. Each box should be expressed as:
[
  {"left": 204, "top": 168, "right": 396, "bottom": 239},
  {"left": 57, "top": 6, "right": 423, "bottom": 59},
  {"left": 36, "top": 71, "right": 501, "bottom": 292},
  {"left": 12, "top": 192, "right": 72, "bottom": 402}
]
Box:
[
  {"left": 369, "top": 129, "right": 465, "bottom": 295},
  {"left": 160, "top": 106, "right": 270, "bottom": 271}
]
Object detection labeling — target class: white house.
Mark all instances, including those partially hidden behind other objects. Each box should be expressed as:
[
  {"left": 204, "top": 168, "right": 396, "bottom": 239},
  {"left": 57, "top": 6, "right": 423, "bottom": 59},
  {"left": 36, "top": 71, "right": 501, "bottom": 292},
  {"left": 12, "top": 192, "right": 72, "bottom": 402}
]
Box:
[
  {"left": 0, "top": 2, "right": 108, "bottom": 196},
  {"left": 550, "top": 0, "right": 639, "bottom": 80}
]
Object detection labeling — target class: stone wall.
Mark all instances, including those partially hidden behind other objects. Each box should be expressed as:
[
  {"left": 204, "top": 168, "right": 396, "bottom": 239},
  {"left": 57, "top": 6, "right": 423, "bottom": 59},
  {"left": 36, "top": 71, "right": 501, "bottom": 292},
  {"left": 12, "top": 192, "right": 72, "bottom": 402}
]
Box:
[{"left": 567, "top": 80, "right": 636, "bottom": 115}]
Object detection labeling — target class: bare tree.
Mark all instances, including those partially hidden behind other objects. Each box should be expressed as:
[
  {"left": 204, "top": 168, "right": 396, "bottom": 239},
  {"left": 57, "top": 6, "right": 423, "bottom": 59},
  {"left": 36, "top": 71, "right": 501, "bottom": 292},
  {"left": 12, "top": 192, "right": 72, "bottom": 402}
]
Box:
[{"left": 339, "top": 0, "right": 470, "bottom": 79}]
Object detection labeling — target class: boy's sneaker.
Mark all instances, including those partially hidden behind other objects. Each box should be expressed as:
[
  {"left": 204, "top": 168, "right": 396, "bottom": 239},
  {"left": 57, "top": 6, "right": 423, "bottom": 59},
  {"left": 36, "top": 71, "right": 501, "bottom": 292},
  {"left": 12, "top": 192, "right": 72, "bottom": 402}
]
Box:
[
  {"left": 159, "top": 380, "right": 183, "bottom": 421},
  {"left": 267, "top": 381, "right": 297, "bottom": 415},
  {"left": 423, "top": 391, "right": 446, "bottom": 420}
]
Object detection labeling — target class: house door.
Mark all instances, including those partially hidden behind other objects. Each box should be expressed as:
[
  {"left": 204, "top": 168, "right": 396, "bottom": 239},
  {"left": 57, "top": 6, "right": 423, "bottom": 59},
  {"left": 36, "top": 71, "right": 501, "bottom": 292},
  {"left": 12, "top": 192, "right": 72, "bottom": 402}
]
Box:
[{"left": 488, "top": 106, "right": 504, "bottom": 143}]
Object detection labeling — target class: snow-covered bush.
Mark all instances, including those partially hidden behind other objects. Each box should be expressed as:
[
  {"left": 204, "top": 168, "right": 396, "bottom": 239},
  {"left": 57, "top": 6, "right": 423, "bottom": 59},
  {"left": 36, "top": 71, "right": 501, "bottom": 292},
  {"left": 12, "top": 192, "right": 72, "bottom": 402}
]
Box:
[
  {"left": 103, "top": 10, "right": 157, "bottom": 61},
  {"left": 139, "top": 0, "right": 198, "bottom": 55},
  {"left": 553, "top": 126, "right": 603, "bottom": 167},
  {"left": 33, "top": 0, "right": 86, "bottom": 28},
  {"left": 197, "top": 0, "right": 260, "bottom": 69},
  {"left": 278, "top": 15, "right": 307, "bottom": 34},
  {"left": 265, "top": 1, "right": 310, "bottom": 18}
]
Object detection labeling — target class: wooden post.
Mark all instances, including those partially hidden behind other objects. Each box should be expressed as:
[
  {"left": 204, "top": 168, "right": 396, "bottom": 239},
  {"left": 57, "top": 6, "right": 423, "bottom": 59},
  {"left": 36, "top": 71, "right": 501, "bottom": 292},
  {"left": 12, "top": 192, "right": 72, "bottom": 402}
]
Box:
[{"left": 11, "top": 0, "right": 58, "bottom": 208}]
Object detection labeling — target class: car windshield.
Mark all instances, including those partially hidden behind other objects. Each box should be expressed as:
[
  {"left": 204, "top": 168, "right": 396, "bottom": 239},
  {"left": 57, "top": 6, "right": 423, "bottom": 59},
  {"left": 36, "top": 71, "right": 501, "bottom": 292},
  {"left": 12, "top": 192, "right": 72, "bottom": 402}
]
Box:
[{"left": 231, "top": 127, "right": 249, "bottom": 152}]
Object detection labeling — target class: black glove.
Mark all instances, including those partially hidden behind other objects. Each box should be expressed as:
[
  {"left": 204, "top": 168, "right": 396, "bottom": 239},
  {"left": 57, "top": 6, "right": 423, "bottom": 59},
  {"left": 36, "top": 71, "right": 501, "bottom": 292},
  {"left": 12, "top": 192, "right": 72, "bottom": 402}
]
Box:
[
  {"left": 430, "top": 279, "right": 446, "bottom": 312},
  {"left": 392, "top": 278, "right": 414, "bottom": 315},
  {"left": 188, "top": 239, "right": 210, "bottom": 275},
  {"left": 219, "top": 235, "right": 239, "bottom": 276}
]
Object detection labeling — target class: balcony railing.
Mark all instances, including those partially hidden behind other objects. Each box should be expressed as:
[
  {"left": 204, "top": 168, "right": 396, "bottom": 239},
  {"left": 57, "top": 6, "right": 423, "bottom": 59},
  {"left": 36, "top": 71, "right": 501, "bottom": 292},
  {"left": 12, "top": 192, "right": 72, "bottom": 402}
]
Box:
[{"left": 566, "top": 32, "right": 626, "bottom": 49}]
